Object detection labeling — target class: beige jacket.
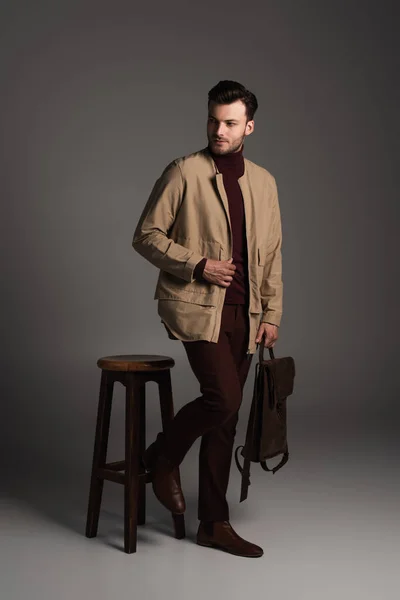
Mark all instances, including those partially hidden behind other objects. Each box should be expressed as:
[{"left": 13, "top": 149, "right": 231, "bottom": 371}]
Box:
[{"left": 132, "top": 146, "right": 283, "bottom": 355}]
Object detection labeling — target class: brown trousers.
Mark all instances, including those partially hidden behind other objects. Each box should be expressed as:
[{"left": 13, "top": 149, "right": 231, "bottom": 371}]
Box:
[{"left": 161, "top": 303, "right": 254, "bottom": 521}]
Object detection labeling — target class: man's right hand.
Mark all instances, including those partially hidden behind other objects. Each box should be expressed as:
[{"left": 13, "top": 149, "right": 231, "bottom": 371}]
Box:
[{"left": 202, "top": 258, "right": 236, "bottom": 287}]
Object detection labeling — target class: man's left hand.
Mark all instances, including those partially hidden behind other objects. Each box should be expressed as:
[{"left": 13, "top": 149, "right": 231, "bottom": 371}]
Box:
[{"left": 255, "top": 322, "right": 279, "bottom": 348}]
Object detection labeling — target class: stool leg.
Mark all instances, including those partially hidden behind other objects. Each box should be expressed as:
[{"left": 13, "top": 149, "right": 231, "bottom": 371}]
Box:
[
  {"left": 124, "top": 374, "right": 140, "bottom": 553},
  {"left": 158, "top": 369, "right": 186, "bottom": 540},
  {"left": 85, "top": 370, "right": 114, "bottom": 538},
  {"left": 137, "top": 382, "right": 146, "bottom": 526}
]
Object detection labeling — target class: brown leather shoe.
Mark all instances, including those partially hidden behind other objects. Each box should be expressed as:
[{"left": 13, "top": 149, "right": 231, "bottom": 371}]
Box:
[
  {"left": 197, "top": 521, "right": 263, "bottom": 557},
  {"left": 143, "top": 435, "right": 186, "bottom": 515}
]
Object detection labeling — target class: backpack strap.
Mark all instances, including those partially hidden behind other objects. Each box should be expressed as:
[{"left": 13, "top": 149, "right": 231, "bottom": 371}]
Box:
[
  {"left": 234, "top": 445, "right": 251, "bottom": 502},
  {"left": 234, "top": 361, "right": 262, "bottom": 502},
  {"left": 260, "top": 448, "right": 289, "bottom": 474}
]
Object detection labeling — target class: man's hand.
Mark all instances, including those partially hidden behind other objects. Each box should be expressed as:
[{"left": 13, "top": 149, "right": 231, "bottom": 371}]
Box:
[
  {"left": 202, "top": 258, "right": 236, "bottom": 287},
  {"left": 201, "top": 258, "right": 279, "bottom": 348},
  {"left": 255, "top": 322, "right": 279, "bottom": 348}
]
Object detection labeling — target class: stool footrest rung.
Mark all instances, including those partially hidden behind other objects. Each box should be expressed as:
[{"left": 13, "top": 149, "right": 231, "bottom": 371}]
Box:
[
  {"left": 97, "top": 464, "right": 151, "bottom": 485},
  {"left": 97, "top": 468, "right": 126, "bottom": 484},
  {"left": 106, "top": 460, "right": 126, "bottom": 471}
]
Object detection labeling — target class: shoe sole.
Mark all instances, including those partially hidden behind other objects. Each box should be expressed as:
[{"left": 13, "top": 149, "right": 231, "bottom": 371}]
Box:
[{"left": 197, "top": 540, "right": 263, "bottom": 558}]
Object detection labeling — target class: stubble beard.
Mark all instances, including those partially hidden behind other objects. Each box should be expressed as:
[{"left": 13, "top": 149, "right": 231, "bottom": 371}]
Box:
[{"left": 209, "top": 133, "right": 246, "bottom": 155}]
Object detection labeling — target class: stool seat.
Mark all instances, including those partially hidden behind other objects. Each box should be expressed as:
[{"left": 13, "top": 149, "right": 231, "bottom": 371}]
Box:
[{"left": 97, "top": 354, "right": 175, "bottom": 372}]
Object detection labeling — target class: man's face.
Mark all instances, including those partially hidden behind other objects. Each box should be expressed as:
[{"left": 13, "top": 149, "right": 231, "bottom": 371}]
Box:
[{"left": 207, "top": 100, "right": 254, "bottom": 155}]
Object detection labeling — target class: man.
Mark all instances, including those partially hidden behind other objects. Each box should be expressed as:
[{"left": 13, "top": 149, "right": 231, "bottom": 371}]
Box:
[{"left": 132, "top": 80, "right": 283, "bottom": 558}]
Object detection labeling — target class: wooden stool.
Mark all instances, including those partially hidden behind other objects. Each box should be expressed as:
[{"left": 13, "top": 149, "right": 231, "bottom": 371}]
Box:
[{"left": 85, "top": 354, "right": 185, "bottom": 553}]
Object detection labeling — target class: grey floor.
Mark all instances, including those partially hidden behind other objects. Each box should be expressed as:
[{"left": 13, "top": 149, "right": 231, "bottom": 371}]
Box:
[{"left": 3, "top": 422, "right": 399, "bottom": 600}]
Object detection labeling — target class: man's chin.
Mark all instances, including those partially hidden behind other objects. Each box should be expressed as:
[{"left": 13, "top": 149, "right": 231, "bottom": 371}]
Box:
[{"left": 210, "top": 142, "right": 231, "bottom": 154}]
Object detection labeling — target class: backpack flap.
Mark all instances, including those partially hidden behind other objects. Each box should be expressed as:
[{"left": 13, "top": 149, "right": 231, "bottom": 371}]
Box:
[{"left": 264, "top": 357, "right": 296, "bottom": 405}]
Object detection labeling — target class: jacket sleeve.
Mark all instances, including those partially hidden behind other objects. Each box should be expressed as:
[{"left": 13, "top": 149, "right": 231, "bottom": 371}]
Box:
[
  {"left": 260, "top": 177, "right": 283, "bottom": 327},
  {"left": 132, "top": 161, "right": 205, "bottom": 282}
]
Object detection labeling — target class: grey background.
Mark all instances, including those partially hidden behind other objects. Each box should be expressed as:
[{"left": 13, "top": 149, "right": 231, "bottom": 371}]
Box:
[{"left": 2, "top": 1, "right": 399, "bottom": 598}]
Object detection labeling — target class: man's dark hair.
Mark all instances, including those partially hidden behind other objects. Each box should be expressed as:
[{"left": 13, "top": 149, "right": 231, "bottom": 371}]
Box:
[{"left": 208, "top": 80, "right": 258, "bottom": 122}]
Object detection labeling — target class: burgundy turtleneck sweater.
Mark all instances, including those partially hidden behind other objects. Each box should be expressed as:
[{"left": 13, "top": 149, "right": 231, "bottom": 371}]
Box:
[{"left": 193, "top": 144, "right": 249, "bottom": 306}]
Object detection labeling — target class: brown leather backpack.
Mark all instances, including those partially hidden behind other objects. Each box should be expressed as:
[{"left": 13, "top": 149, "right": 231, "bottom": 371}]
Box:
[{"left": 235, "top": 343, "right": 296, "bottom": 502}]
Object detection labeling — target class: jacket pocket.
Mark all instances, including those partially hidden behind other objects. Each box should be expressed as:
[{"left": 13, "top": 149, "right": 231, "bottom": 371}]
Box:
[
  {"left": 173, "top": 237, "right": 222, "bottom": 261},
  {"left": 158, "top": 299, "right": 217, "bottom": 340},
  {"left": 154, "top": 270, "right": 220, "bottom": 306},
  {"left": 156, "top": 288, "right": 218, "bottom": 306},
  {"left": 258, "top": 248, "right": 264, "bottom": 267},
  {"left": 154, "top": 239, "right": 222, "bottom": 305},
  {"left": 258, "top": 241, "right": 275, "bottom": 267},
  {"left": 258, "top": 246, "right": 265, "bottom": 266}
]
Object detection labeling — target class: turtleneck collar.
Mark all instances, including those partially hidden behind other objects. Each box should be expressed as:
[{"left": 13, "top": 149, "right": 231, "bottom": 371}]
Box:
[{"left": 207, "top": 143, "right": 245, "bottom": 177}]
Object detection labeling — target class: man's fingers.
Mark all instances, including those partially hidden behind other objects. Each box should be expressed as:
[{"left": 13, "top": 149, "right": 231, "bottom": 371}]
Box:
[
  {"left": 256, "top": 324, "right": 279, "bottom": 347},
  {"left": 265, "top": 332, "right": 278, "bottom": 348},
  {"left": 223, "top": 261, "right": 236, "bottom": 271}
]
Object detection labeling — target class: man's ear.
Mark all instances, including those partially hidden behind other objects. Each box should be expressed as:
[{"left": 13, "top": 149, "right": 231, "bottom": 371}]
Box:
[{"left": 245, "top": 120, "right": 254, "bottom": 136}]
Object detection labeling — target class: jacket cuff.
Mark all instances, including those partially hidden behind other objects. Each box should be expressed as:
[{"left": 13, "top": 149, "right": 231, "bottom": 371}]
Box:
[{"left": 261, "top": 312, "right": 282, "bottom": 327}]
